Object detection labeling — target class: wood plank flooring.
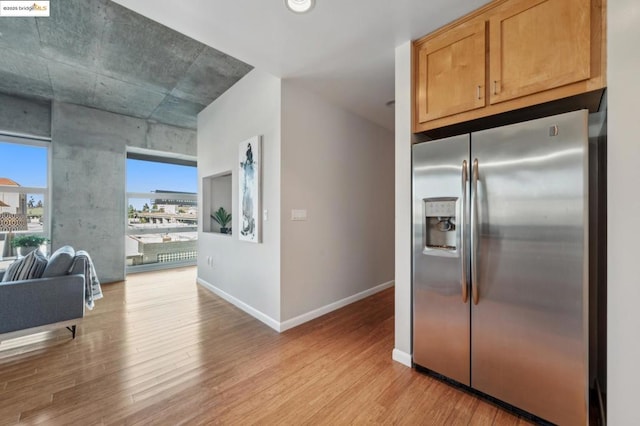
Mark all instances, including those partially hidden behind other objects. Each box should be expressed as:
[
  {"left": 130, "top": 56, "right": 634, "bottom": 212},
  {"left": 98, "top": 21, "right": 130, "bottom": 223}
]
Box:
[{"left": 0, "top": 267, "right": 532, "bottom": 425}]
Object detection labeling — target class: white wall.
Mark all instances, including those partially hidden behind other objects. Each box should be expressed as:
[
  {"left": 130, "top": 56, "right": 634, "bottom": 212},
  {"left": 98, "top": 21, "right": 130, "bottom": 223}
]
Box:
[
  {"left": 607, "top": 1, "right": 640, "bottom": 424},
  {"left": 0, "top": 192, "right": 20, "bottom": 214},
  {"left": 393, "top": 42, "right": 413, "bottom": 367},
  {"left": 197, "top": 69, "right": 282, "bottom": 323},
  {"left": 197, "top": 72, "right": 395, "bottom": 330},
  {"left": 280, "top": 80, "right": 395, "bottom": 323}
]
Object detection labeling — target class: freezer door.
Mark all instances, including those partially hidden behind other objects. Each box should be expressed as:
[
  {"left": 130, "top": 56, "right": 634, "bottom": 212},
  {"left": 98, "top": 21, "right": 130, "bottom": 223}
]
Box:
[
  {"left": 470, "top": 110, "right": 589, "bottom": 425},
  {"left": 412, "top": 135, "right": 470, "bottom": 386}
]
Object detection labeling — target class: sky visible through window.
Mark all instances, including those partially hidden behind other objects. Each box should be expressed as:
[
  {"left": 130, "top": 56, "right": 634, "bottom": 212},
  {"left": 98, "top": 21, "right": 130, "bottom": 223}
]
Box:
[
  {"left": 127, "top": 158, "right": 197, "bottom": 210},
  {"left": 0, "top": 141, "right": 47, "bottom": 188},
  {"left": 0, "top": 144, "right": 197, "bottom": 210},
  {"left": 0, "top": 141, "right": 47, "bottom": 209}
]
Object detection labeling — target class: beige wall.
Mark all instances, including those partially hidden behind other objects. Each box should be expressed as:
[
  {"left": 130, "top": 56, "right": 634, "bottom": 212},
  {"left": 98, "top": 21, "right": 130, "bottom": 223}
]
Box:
[
  {"left": 607, "top": 1, "right": 640, "bottom": 423},
  {"left": 280, "top": 80, "right": 395, "bottom": 323},
  {"left": 393, "top": 41, "right": 413, "bottom": 365},
  {"left": 197, "top": 69, "right": 282, "bottom": 323}
]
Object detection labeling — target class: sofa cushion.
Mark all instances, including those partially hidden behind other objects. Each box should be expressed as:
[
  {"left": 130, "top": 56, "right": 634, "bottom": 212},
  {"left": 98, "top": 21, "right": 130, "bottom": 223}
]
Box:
[
  {"left": 1, "top": 259, "right": 21, "bottom": 282},
  {"left": 42, "top": 245, "right": 76, "bottom": 278},
  {"left": 1, "top": 250, "right": 48, "bottom": 282}
]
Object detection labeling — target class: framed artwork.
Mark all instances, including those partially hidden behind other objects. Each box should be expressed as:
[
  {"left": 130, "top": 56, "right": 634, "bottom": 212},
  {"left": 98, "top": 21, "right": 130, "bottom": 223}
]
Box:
[{"left": 238, "top": 136, "right": 261, "bottom": 243}]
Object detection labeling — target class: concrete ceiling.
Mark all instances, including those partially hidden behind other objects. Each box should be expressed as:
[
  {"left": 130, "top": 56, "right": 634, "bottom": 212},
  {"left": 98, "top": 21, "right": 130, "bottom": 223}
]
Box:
[
  {"left": 112, "top": 0, "right": 490, "bottom": 131},
  {"left": 0, "top": 0, "right": 253, "bottom": 129}
]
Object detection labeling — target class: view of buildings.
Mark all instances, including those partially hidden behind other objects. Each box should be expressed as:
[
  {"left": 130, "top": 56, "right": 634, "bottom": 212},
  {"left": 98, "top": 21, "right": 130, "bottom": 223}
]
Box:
[
  {"left": 0, "top": 178, "right": 45, "bottom": 264},
  {"left": 0, "top": 178, "right": 27, "bottom": 215},
  {"left": 1, "top": 146, "right": 198, "bottom": 269},
  {"left": 126, "top": 190, "right": 198, "bottom": 266},
  {"left": 0, "top": 176, "right": 198, "bottom": 268}
]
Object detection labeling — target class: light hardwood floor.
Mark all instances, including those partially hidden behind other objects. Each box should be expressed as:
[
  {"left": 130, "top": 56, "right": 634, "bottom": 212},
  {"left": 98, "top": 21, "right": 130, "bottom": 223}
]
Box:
[{"left": 0, "top": 267, "right": 532, "bottom": 425}]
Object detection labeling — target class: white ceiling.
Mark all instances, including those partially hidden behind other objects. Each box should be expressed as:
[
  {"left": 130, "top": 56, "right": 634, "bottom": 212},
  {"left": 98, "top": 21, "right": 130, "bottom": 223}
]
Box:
[{"left": 112, "top": 0, "right": 489, "bottom": 131}]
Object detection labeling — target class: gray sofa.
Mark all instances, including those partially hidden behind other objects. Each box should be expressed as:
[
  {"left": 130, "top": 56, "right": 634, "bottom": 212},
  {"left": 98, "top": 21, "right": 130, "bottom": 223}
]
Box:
[{"left": 0, "top": 250, "right": 86, "bottom": 340}]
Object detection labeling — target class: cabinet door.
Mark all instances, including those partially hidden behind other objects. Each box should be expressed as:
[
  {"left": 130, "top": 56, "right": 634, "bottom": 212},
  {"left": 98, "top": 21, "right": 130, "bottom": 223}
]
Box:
[
  {"left": 415, "top": 20, "right": 486, "bottom": 123},
  {"left": 489, "top": 0, "right": 591, "bottom": 105}
]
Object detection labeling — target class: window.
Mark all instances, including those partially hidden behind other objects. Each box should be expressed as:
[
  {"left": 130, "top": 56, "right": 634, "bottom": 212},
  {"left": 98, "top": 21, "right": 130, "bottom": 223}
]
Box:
[
  {"left": 126, "top": 154, "right": 197, "bottom": 271},
  {"left": 0, "top": 135, "right": 50, "bottom": 268}
]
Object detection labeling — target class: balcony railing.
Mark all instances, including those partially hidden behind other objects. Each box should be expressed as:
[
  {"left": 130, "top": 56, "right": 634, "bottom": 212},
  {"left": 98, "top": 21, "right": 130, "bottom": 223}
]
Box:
[{"left": 126, "top": 192, "right": 198, "bottom": 271}]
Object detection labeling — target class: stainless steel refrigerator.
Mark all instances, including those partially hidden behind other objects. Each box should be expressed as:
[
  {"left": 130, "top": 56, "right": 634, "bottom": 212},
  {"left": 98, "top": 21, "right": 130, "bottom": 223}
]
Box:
[{"left": 412, "top": 110, "right": 595, "bottom": 425}]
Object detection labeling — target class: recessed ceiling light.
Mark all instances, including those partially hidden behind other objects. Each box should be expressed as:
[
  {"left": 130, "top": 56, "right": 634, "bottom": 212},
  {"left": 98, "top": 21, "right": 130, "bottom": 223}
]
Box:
[{"left": 285, "top": 0, "right": 315, "bottom": 14}]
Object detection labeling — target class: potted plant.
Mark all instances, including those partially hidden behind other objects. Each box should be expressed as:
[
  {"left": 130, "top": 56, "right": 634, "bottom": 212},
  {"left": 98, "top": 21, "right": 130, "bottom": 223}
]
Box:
[
  {"left": 11, "top": 234, "right": 49, "bottom": 256},
  {"left": 211, "top": 207, "right": 232, "bottom": 234}
]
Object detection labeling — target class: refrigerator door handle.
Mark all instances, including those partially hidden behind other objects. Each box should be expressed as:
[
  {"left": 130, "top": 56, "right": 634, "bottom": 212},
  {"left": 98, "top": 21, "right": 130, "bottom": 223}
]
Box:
[
  {"left": 460, "top": 160, "right": 469, "bottom": 303},
  {"left": 471, "top": 158, "right": 479, "bottom": 305}
]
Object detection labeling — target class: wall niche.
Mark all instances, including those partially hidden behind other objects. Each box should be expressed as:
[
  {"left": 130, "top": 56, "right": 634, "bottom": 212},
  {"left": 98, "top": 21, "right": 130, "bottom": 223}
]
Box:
[{"left": 203, "top": 172, "right": 232, "bottom": 235}]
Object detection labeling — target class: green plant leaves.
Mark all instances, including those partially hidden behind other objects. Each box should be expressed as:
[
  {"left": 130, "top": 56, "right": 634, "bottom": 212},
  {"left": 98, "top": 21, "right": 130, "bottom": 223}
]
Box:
[{"left": 211, "top": 207, "right": 231, "bottom": 228}]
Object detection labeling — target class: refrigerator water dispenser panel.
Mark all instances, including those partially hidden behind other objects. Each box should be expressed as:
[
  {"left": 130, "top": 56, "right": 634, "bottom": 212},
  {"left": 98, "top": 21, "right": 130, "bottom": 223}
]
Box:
[{"left": 423, "top": 197, "right": 458, "bottom": 253}]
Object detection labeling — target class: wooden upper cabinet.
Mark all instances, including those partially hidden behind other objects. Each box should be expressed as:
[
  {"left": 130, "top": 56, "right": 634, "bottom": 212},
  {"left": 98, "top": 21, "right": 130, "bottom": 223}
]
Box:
[
  {"left": 412, "top": 0, "right": 606, "bottom": 133},
  {"left": 489, "top": 0, "right": 591, "bottom": 104},
  {"left": 415, "top": 20, "right": 486, "bottom": 124}
]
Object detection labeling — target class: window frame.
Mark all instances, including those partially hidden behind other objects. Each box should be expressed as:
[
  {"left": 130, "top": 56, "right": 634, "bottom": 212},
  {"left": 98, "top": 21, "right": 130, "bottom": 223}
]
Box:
[
  {"left": 0, "top": 134, "right": 51, "bottom": 259},
  {"left": 125, "top": 151, "right": 198, "bottom": 273}
]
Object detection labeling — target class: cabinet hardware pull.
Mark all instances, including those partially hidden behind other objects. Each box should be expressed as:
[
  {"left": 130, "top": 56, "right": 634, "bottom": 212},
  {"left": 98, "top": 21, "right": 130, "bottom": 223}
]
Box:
[
  {"left": 477, "top": 85, "right": 481, "bottom": 100},
  {"left": 493, "top": 80, "right": 498, "bottom": 95}
]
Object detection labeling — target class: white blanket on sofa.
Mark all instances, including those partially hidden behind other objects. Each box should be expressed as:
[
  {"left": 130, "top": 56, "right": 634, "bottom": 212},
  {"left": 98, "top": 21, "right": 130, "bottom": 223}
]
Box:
[{"left": 73, "top": 250, "right": 103, "bottom": 310}]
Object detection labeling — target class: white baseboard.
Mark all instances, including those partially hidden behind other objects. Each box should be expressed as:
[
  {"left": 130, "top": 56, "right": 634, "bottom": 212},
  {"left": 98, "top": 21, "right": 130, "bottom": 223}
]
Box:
[
  {"left": 197, "top": 277, "right": 394, "bottom": 333},
  {"left": 279, "top": 280, "right": 395, "bottom": 332},
  {"left": 196, "top": 278, "right": 280, "bottom": 332},
  {"left": 392, "top": 348, "right": 412, "bottom": 367}
]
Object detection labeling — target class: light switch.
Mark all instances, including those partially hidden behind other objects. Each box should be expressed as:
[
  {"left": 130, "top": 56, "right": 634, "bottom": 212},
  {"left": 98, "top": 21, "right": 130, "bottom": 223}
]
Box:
[
  {"left": 263, "top": 209, "right": 268, "bottom": 221},
  {"left": 291, "top": 209, "right": 307, "bottom": 221}
]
